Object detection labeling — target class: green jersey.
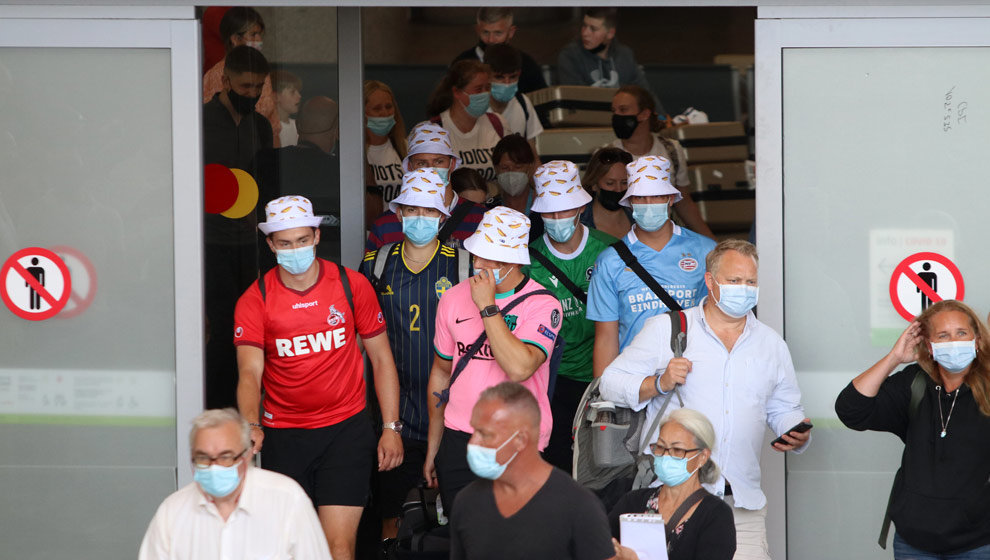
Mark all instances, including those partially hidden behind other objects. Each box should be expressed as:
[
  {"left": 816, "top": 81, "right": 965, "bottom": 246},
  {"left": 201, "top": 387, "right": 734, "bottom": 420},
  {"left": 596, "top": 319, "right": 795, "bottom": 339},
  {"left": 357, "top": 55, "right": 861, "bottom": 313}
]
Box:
[{"left": 527, "top": 227, "right": 617, "bottom": 382}]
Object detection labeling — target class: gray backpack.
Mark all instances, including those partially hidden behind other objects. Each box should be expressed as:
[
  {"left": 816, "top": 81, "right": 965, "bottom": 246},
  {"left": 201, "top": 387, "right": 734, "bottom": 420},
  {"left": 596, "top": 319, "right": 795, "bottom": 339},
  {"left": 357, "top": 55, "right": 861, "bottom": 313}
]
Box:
[{"left": 572, "top": 310, "right": 687, "bottom": 492}]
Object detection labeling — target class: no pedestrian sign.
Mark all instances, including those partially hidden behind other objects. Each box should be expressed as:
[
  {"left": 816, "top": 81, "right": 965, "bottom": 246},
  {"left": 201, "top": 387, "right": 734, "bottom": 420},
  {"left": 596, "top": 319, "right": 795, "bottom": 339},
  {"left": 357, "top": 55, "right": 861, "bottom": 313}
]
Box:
[
  {"left": 888, "top": 251, "right": 964, "bottom": 322},
  {"left": 1, "top": 247, "right": 72, "bottom": 321}
]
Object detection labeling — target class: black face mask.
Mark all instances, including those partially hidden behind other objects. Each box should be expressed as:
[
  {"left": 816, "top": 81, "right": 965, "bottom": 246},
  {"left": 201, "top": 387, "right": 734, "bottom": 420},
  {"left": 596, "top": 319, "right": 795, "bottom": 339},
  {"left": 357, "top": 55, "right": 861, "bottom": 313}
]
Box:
[
  {"left": 611, "top": 114, "right": 639, "bottom": 140},
  {"left": 597, "top": 189, "right": 624, "bottom": 211},
  {"left": 227, "top": 89, "right": 261, "bottom": 115}
]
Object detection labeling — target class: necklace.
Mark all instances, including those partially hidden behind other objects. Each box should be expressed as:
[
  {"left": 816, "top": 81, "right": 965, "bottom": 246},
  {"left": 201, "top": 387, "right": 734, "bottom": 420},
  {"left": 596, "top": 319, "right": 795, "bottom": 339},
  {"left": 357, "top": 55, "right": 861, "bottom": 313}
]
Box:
[{"left": 935, "top": 385, "right": 960, "bottom": 438}]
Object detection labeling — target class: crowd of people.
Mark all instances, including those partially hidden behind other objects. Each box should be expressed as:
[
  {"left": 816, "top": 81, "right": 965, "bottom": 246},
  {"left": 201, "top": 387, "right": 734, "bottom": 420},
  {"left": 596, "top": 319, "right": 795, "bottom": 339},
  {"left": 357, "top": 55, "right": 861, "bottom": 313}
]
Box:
[{"left": 160, "top": 6, "right": 990, "bottom": 560}]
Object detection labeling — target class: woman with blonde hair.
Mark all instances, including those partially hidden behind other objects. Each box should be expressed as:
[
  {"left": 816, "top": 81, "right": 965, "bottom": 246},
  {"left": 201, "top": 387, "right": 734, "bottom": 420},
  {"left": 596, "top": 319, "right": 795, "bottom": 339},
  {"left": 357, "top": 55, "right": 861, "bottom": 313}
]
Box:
[
  {"left": 426, "top": 59, "right": 506, "bottom": 183},
  {"left": 364, "top": 80, "right": 408, "bottom": 208},
  {"left": 836, "top": 299, "right": 990, "bottom": 558}
]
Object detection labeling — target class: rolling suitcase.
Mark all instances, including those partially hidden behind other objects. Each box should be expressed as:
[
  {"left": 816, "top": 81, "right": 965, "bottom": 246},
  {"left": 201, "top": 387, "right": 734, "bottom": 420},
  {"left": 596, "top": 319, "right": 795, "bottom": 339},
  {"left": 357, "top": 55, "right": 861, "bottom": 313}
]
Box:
[
  {"left": 533, "top": 127, "right": 616, "bottom": 167},
  {"left": 687, "top": 161, "right": 754, "bottom": 232},
  {"left": 530, "top": 86, "right": 618, "bottom": 128},
  {"left": 659, "top": 121, "right": 748, "bottom": 164}
]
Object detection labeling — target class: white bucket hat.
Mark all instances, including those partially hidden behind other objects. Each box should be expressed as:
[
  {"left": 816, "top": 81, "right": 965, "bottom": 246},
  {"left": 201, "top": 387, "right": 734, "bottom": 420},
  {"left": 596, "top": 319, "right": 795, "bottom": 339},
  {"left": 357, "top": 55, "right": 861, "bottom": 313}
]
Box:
[
  {"left": 462, "top": 206, "right": 531, "bottom": 265},
  {"left": 258, "top": 195, "right": 324, "bottom": 235},
  {"left": 401, "top": 123, "right": 462, "bottom": 173},
  {"left": 619, "top": 155, "right": 683, "bottom": 207},
  {"left": 530, "top": 160, "right": 593, "bottom": 213},
  {"left": 388, "top": 168, "right": 452, "bottom": 216}
]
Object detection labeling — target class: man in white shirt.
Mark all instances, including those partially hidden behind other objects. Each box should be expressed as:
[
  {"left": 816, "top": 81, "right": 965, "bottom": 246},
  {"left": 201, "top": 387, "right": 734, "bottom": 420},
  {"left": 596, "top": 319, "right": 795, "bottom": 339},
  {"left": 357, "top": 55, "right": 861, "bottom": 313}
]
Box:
[
  {"left": 599, "top": 239, "right": 811, "bottom": 560},
  {"left": 139, "top": 409, "right": 332, "bottom": 560}
]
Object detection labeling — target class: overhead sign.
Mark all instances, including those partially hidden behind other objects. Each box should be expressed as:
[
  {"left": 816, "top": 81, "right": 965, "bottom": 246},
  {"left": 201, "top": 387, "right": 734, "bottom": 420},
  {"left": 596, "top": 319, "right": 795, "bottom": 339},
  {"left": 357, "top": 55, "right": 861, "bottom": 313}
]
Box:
[
  {"left": 1, "top": 247, "right": 72, "bottom": 321},
  {"left": 889, "top": 251, "right": 964, "bottom": 321}
]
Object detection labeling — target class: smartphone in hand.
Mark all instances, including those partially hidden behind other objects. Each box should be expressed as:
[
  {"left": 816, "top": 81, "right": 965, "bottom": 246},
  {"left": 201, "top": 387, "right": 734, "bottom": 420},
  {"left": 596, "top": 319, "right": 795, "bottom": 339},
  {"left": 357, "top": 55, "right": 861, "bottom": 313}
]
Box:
[{"left": 770, "top": 421, "right": 813, "bottom": 447}]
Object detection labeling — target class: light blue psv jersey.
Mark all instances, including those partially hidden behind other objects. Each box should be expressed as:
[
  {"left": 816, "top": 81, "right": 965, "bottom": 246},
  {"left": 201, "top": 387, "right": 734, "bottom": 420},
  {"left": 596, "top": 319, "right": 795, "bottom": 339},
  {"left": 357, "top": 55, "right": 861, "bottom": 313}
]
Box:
[{"left": 586, "top": 225, "right": 716, "bottom": 351}]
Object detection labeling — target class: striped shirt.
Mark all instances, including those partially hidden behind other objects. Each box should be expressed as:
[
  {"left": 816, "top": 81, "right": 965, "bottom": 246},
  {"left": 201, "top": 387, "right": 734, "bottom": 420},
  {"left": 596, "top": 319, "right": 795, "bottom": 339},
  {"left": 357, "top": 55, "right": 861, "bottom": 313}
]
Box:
[
  {"left": 359, "top": 241, "right": 466, "bottom": 441},
  {"left": 365, "top": 197, "right": 486, "bottom": 253}
]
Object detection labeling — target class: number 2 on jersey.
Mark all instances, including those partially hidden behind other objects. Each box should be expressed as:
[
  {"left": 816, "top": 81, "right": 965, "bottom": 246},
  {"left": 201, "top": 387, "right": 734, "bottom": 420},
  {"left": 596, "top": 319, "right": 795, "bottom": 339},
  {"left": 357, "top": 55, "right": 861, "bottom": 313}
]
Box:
[{"left": 409, "top": 304, "right": 421, "bottom": 332}]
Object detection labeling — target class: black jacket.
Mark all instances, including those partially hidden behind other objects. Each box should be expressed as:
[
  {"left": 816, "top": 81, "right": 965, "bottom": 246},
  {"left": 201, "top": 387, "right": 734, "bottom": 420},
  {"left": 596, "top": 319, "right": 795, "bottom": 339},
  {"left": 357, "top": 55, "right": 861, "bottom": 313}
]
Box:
[
  {"left": 835, "top": 364, "right": 990, "bottom": 554},
  {"left": 452, "top": 43, "right": 547, "bottom": 94}
]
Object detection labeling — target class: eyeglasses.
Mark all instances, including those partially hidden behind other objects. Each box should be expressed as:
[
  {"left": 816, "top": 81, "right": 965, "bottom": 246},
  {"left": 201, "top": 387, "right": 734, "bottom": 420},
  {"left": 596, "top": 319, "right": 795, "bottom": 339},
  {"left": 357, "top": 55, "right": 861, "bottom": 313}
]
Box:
[
  {"left": 649, "top": 444, "right": 701, "bottom": 459},
  {"left": 192, "top": 448, "right": 248, "bottom": 469}
]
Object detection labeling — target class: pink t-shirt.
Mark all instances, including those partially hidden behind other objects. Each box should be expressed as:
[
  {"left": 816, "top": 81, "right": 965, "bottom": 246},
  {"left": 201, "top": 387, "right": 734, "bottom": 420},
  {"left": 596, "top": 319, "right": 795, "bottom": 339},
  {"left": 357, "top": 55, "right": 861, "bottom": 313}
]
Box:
[{"left": 434, "top": 277, "right": 563, "bottom": 449}]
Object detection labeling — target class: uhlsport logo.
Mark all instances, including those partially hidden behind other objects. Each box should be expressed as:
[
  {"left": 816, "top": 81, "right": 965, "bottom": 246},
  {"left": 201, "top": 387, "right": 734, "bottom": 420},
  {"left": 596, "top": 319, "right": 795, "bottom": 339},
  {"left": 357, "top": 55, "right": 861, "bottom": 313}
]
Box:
[{"left": 327, "top": 305, "right": 346, "bottom": 327}]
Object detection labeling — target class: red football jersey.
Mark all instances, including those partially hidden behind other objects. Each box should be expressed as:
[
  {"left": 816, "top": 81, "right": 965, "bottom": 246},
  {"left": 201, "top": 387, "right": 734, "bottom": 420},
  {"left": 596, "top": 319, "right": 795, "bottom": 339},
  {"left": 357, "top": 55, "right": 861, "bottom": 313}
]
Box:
[{"left": 234, "top": 260, "right": 386, "bottom": 428}]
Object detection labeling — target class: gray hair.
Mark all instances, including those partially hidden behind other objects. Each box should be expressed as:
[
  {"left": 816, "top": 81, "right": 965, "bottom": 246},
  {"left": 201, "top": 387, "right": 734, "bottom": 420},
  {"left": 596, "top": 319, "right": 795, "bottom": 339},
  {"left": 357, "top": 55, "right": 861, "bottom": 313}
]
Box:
[
  {"left": 189, "top": 408, "right": 251, "bottom": 453},
  {"left": 661, "top": 408, "right": 721, "bottom": 484}
]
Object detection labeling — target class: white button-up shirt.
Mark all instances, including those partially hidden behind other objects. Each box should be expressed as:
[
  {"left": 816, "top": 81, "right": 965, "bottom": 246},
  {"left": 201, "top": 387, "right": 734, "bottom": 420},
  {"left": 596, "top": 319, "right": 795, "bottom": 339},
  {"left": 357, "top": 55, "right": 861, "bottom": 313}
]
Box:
[
  {"left": 139, "top": 467, "right": 332, "bottom": 560},
  {"left": 599, "top": 299, "right": 809, "bottom": 510}
]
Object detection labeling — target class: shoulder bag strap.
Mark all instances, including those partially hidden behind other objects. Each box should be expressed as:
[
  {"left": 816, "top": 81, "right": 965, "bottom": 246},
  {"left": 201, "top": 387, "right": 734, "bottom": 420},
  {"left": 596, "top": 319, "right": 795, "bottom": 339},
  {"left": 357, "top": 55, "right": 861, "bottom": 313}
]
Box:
[
  {"left": 434, "top": 288, "right": 556, "bottom": 406},
  {"left": 371, "top": 242, "right": 397, "bottom": 291},
  {"left": 528, "top": 247, "right": 587, "bottom": 305},
  {"left": 456, "top": 248, "right": 471, "bottom": 283},
  {"left": 611, "top": 241, "right": 682, "bottom": 312},
  {"left": 878, "top": 369, "right": 927, "bottom": 549},
  {"left": 438, "top": 202, "right": 473, "bottom": 244},
  {"left": 257, "top": 275, "right": 266, "bottom": 302},
  {"left": 665, "top": 489, "right": 709, "bottom": 546},
  {"left": 486, "top": 112, "right": 505, "bottom": 138},
  {"left": 337, "top": 263, "right": 354, "bottom": 315},
  {"left": 515, "top": 91, "right": 530, "bottom": 127}
]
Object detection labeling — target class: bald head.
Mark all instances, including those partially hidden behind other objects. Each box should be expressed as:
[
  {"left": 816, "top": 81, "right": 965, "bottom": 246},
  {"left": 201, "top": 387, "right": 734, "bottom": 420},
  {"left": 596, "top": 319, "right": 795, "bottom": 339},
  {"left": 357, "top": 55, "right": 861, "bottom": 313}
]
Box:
[{"left": 297, "top": 96, "right": 339, "bottom": 153}]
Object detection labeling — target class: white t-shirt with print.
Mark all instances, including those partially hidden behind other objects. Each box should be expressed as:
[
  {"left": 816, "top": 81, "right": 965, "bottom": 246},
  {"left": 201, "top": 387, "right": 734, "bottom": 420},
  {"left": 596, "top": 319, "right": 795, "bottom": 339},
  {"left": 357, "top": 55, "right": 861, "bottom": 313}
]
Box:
[
  {"left": 366, "top": 141, "right": 404, "bottom": 204},
  {"left": 438, "top": 109, "right": 506, "bottom": 183}
]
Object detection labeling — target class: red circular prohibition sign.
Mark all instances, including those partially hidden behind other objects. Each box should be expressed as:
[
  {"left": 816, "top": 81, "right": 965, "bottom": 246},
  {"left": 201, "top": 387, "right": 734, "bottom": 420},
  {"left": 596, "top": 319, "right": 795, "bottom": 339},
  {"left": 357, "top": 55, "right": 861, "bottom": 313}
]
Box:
[
  {"left": 888, "top": 251, "right": 965, "bottom": 322},
  {"left": 0, "top": 247, "right": 73, "bottom": 321}
]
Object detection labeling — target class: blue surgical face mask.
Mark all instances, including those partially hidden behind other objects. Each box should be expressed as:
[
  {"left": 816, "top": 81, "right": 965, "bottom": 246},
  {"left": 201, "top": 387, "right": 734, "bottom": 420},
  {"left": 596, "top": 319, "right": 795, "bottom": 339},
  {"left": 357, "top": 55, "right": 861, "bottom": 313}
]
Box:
[
  {"left": 402, "top": 215, "right": 441, "bottom": 247},
  {"left": 431, "top": 167, "right": 450, "bottom": 184},
  {"left": 491, "top": 81, "right": 519, "bottom": 103},
  {"left": 466, "top": 430, "right": 520, "bottom": 480},
  {"left": 366, "top": 115, "right": 396, "bottom": 136},
  {"left": 194, "top": 461, "right": 243, "bottom": 498},
  {"left": 543, "top": 215, "right": 579, "bottom": 244},
  {"left": 493, "top": 265, "right": 514, "bottom": 285},
  {"left": 462, "top": 91, "right": 491, "bottom": 118},
  {"left": 931, "top": 340, "right": 977, "bottom": 373},
  {"left": 715, "top": 284, "right": 759, "bottom": 318},
  {"left": 653, "top": 452, "right": 700, "bottom": 487},
  {"left": 276, "top": 245, "right": 316, "bottom": 275},
  {"left": 631, "top": 203, "right": 669, "bottom": 232}
]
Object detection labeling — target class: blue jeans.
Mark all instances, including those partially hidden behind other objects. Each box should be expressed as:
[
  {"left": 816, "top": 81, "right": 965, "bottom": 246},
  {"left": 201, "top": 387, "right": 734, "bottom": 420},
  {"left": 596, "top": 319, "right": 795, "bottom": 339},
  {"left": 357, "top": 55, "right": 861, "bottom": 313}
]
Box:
[{"left": 894, "top": 534, "right": 990, "bottom": 559}]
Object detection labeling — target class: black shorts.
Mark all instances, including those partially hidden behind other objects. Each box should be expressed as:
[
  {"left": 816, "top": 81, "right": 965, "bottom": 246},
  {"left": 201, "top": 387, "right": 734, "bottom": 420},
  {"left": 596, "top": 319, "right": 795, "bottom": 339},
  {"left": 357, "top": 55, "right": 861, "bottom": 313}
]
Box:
[
  {"left": 262, "top": 411, "right": 376, "bottom": 507},
  {"left": 377, "top": 437, "right": 428, "bottom": 518},
  {"left": 435, "top": 428, "right": 477, "bottom": 518}
]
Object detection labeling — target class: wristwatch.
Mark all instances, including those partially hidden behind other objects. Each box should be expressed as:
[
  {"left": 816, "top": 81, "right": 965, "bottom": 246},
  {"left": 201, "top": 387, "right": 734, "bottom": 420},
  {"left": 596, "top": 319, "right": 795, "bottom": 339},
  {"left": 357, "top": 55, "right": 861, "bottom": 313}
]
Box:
[
  {"left": 383, "top": 421, "right": 403, "bottom": 434},
  {"left": 480, "top": 304, "right": 500, "bottom": 318},
  {"left": 654, "top": 374, "right": 670, "bottom": 396}
]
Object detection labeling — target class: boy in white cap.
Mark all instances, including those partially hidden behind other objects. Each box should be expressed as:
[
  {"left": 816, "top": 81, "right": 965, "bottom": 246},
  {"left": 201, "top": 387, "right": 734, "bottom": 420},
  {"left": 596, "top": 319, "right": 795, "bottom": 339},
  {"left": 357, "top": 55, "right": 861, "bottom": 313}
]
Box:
[
  {"left": 586, "top": 155, "right": 717, "bottom": 378},
  {"left": 233, "top": 195, "right": 403, "bottom": 560},
  {"left": 366, "top": 124, "right": 487, "bottom": 252},
  {"left": 425, "top": 206, "right": 563, "bottom": 517},
  {"left": 358, "top": 169, "right": 472, "bottom": 540},
  {"left": 527, "top": 160, "right": 618, "bottom": 471}
]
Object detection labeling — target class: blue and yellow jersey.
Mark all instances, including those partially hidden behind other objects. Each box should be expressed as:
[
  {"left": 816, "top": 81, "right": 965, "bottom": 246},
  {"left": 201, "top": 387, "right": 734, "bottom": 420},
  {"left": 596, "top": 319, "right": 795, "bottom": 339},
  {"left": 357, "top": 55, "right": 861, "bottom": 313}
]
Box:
[{"left": 359, "top": 241, "right": 464, "bottom": 441}]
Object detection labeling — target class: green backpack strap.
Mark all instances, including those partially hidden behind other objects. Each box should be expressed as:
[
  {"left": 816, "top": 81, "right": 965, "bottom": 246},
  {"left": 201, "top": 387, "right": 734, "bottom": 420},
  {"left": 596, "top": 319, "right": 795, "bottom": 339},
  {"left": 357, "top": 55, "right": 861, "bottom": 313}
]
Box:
[{"left": 878, "top": 370, "right": 927, "bottom": 549}]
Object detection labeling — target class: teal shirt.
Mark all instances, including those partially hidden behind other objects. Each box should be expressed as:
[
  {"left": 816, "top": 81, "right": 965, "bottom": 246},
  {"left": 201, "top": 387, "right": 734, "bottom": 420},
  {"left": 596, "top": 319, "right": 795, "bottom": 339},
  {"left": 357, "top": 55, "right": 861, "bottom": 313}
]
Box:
[{"left": 526, "top": 226, "right": 618, "bottom": 382}]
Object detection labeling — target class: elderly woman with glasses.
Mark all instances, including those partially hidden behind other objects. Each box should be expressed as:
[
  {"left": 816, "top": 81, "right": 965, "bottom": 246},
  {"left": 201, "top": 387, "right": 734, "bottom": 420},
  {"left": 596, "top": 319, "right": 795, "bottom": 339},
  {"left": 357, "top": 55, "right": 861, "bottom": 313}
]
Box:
[{"left": 609, "top": 408, "right": 736, "bottom": 560}]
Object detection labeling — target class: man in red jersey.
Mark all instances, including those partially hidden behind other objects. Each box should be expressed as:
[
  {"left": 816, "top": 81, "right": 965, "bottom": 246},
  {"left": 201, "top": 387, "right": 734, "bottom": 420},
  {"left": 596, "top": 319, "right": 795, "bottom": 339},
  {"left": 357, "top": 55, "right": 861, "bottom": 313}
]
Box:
[{"left": 234, "top": 195, "right": 403, "bottom": 560}]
